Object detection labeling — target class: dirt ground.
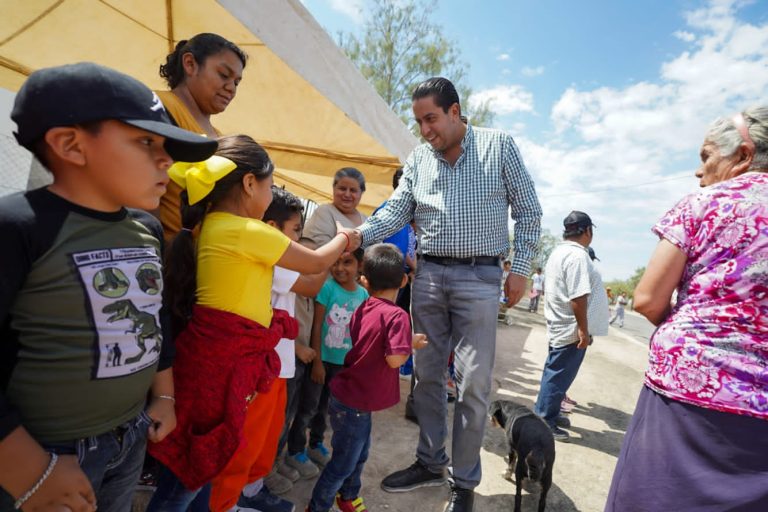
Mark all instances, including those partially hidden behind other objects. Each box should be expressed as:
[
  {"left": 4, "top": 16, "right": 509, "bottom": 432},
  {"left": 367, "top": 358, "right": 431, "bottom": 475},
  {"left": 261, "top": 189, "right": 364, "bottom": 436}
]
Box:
[{"left": 134, "top": 305, "right": 649, "bottom": 511}]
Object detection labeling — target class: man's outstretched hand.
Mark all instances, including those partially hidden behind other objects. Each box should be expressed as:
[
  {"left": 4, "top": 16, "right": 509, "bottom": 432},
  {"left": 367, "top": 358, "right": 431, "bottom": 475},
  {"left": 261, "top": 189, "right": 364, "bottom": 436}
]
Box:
[{"left": 505, "top": 273, "right": 527, "bottom": 307}]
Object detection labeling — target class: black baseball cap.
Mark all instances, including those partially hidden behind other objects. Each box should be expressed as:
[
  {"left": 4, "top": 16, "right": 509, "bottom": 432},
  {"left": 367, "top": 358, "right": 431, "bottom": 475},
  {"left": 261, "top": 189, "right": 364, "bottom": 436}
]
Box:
[
  {"left": 11, "top": 62, "right": 218, "bottom": 162},
  {"left": 563, "top": 210, "right": 595, "bottom": 230}
]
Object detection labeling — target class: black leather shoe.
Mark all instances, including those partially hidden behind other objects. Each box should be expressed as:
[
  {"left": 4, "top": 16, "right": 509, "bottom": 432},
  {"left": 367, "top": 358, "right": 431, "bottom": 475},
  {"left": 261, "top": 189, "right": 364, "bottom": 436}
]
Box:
[
  {"left": 381, "top": 460, "right": 447, "bottom": 492},
  {"left": 444, "top": 486, "right": 474, "bottom": 512}
]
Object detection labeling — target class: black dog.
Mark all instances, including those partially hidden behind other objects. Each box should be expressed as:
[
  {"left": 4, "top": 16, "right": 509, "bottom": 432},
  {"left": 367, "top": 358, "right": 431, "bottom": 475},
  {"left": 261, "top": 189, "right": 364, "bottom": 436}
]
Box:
[{"left": 490, "top": 400, "right": 555, "bottom": 512}]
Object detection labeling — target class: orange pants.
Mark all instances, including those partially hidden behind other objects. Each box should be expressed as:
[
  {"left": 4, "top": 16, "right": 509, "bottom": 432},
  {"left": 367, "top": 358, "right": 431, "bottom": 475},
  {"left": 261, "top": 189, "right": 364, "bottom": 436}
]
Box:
[{"left": 209, "top": 379, "right": 287, "bottom": 512}]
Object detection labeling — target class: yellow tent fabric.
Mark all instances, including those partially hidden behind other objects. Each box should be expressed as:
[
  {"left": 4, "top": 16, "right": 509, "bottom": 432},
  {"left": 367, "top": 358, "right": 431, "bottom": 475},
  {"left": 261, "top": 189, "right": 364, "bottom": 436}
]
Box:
[{"left": 0, "top": 0, "right": 417, "bottom": 213}]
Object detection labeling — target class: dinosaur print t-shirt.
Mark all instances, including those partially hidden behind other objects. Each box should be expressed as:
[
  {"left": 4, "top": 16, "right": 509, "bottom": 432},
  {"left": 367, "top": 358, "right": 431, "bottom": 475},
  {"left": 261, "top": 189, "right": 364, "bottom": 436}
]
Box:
[
  {"left": 0, "top": 188, "right": 169, "bottom": 443},
  {"left": 315, "top": 277, "right": 368, "bottom": 365}
]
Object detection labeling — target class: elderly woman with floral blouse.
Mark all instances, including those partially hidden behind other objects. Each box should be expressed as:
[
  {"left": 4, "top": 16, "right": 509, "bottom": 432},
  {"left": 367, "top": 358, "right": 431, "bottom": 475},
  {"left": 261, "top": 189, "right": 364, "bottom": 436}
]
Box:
[{"left": 606, "top": 106, "right": 768, "bottom": 511}]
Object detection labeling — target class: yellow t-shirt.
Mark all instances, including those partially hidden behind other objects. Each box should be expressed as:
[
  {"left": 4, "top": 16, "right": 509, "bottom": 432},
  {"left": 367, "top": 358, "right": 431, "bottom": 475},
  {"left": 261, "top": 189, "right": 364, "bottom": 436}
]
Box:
[{"left": 196, "top": 212, "right": 291, "bottom": 327}]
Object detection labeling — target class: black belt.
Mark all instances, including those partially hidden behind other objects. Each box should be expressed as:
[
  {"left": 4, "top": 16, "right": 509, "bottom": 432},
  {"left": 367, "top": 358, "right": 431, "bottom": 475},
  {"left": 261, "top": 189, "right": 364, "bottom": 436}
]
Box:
[{"left": 421, "top": 254, "right": 500, "bottom": 266}]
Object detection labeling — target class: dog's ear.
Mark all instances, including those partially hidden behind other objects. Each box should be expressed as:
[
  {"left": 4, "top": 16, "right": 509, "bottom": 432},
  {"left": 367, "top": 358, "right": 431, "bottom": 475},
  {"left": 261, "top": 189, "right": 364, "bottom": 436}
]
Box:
[{"left": 490, "top": 401, "right": 506, "bottom": 428}]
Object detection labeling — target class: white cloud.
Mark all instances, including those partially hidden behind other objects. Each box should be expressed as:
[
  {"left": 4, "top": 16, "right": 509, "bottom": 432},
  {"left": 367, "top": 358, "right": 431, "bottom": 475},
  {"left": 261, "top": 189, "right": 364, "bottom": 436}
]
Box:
[
  {"left": 521, "top": 65, "right": 545, "bottom": 77},
  {"left": 327, "top": 0, "right": 364, "bottom": 24},
  {"left": 497, "top": 53, "right": 511, "bottom": 61},
  {"left": 515, "top": 0, "right": 768, "bottom": 279},
  {"left": 470, "top": 84, "right": 534, "bottom": 114},
  {"left": 673, "top": 30, "right": 696, "bottom": 42}
]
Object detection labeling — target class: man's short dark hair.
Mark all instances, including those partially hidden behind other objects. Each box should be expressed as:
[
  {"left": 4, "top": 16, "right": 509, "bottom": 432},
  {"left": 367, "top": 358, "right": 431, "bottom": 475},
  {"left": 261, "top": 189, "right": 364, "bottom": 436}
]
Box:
[
  {"left": 392, "top": 168, "right": 403, "bottom": 189},
  {"left": 563, "top": 225, "right": 592, "bottom": 239},
  {"left": 263, "top": 186, "right": 304, "bottom": 227},
  {"left": 412, "top": 77, "right": 461, "bottom": 113},
  {"left": 363, "top": 243, "right": 404, "bottom": 291}
]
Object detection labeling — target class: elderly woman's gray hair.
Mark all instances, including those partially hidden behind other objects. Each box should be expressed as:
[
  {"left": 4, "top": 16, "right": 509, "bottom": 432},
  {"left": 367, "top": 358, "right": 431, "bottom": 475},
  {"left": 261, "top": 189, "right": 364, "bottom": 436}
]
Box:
[
  {"left": 706, "top": 105, "right": 768, "bottom": 169},
  {"left": 333, "top": 167, "right": 366, "bottom": 192}
]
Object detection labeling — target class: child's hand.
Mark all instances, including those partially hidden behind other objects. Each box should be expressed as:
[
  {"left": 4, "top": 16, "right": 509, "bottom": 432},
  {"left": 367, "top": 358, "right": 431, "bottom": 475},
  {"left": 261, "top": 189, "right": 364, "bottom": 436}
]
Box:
[
  {"left": 311, "top": 359, "right": 326, "bottom": 384},
  {"left": 23, "top": 454, "right": 96, "bottom": 511},
  {"left": 146, "top": 396, "right": 177, "bottom": 443},
  {"left": 296, "top": 344, "right": 316, "bottom": 364},
  {"left": 412, "top": 333, "right": 428, "bottom": 350}
]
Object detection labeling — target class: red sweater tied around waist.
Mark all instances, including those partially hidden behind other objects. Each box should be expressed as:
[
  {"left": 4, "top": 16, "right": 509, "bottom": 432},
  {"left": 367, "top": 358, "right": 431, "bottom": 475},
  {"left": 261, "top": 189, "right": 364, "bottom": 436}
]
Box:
[{"left": 148, "top": 305, "right": 298, "bottom": 490}]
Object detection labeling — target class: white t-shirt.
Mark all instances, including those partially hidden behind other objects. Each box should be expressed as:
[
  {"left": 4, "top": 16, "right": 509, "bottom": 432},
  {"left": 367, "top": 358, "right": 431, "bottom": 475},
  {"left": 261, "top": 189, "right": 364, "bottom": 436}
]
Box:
[
  {"left": 272, "top": 266, "right": 300, "bottom": 378},
  {"left": 587, "top": 268, "right": 609, "bottom": 337},
  {"left": 531, "top": 273, "right": 544, "bottom": 292},
  {"left": 544, "top": 241, "right": 608, "bottom": 347}
]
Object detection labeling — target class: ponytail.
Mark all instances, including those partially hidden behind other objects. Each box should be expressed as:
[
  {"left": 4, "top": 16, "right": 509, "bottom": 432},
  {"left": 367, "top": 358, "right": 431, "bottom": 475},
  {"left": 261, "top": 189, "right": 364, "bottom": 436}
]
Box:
[
  {"left": 164, "top": 190, "right": 208, "bottom": 334},
  {"left": 159, "top": 33, "right": 247, "bottom": 89}
]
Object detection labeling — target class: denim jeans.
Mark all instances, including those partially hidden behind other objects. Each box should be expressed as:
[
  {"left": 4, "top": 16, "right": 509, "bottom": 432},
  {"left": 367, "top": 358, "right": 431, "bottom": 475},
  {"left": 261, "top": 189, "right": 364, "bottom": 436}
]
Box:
[
  {"left": 0, "top": 410, "right": 151, "bottom": 512},
  {"left": 610, "top": 306, "right": 625, "bottom": 327},
  {"left": 277, "top": 356, "right": 308, "bottom": 456},
  {"left": 411, "top": 259, "right": 501, "bottom": 489},
  {"left": 308, "top": 396, "right": 371, "bottom": 512},
  {"left": 145, "top": 465, "right": 209, "bottom": 512},
  {"left": 287, "top": 362, "right": 343, "bottom": 455},
  {"left": 529, "top": 293, "right": 541, "bottom": 312},
  {"left": 534, "top": 342, "right": 587, "bottom": 427}
]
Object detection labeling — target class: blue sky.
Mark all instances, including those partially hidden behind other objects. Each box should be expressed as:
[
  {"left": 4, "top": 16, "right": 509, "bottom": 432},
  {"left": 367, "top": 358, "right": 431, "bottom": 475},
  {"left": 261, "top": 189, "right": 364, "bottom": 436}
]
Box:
[{"left": 302, "top": 0, "right": 768, "bottom": 280}]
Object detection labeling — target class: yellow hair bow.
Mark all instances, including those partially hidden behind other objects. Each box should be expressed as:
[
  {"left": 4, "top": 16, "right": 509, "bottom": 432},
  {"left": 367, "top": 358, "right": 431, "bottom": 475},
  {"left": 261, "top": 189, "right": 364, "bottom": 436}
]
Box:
[{"left": 168, "top": 155, "right": 238, "bottom": 205}]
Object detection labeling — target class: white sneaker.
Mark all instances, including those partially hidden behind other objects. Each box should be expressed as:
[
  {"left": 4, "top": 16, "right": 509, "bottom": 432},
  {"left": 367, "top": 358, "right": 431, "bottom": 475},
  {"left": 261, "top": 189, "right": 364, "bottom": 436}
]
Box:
[
  {"left": 276, "top": 460, "right": 300, "bottom": 482},
  {"left": 285, "top": 450, "right": 319, "bottom": 478},
  {"left": 308, "top": 443, "right": 331, "bottom": 467}
]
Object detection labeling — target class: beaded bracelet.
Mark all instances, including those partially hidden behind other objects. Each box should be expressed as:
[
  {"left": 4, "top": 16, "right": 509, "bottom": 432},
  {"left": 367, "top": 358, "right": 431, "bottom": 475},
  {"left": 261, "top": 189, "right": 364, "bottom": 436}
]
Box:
[{"left": 14, "top": 452, "right": 58, "bottom": 510}]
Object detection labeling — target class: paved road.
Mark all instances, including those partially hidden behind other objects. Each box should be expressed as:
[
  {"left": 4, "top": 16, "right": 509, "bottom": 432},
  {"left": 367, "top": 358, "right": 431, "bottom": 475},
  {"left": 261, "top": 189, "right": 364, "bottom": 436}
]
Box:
[
  {"left": 610, "top": 310, "right": 655, "bottom": 345},
  {"left": 527, "top": 298, "right": 656, "bottom": 345}
]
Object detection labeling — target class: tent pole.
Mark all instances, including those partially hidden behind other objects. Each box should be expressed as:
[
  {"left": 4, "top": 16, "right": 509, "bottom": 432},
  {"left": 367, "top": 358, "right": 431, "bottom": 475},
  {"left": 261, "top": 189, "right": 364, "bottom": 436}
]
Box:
[{"left": 166, "top": 0, "right": 174, "bottom": 53}]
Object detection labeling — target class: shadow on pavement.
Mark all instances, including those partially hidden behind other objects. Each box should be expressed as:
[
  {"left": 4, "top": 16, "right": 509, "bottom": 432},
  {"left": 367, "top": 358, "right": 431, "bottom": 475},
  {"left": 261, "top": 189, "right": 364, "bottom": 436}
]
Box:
[
  {"left": 502, "top": 372, "right": 542, "bottom": 388},
  {"left": 565, "top": 425, "right": 626, "bottom": 459},
  {"left": 574, "top": 402, "right": 632, "bottom": 432},
  {"left": 477, "top": 482, "right": 581, "bottom": 511}
]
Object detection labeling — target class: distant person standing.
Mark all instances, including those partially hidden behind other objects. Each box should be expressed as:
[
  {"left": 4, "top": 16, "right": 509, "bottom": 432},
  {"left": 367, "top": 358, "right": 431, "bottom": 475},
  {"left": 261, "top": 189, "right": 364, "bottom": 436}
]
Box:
[
  {"left": 610, "top": 293, "right": 628, "bottom": 328},
  {"left": 528, "top": 267, "right": 544, "bottom": 313},
  {"left": 535, "top": 211, "right": 607, "bottom": 442},
  {"left": 606, "top": 287, "right": 614, "bottom": 318},
  {"left": 355, "top": 77, "right": 542, "bottom": 512}
]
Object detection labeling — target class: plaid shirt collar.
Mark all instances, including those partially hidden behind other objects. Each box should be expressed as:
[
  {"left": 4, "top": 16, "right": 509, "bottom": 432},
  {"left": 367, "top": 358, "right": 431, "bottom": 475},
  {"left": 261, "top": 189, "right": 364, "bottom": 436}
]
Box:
[{"left": 429, "top": 123, "right": 475, "bottom": 161}]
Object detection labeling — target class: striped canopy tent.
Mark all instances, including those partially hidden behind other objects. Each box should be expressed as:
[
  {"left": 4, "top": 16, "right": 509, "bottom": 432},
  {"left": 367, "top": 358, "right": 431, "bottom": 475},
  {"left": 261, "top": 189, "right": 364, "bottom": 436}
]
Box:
[{"left": 0, "top": 0, "right": 417, "bottom": 213}]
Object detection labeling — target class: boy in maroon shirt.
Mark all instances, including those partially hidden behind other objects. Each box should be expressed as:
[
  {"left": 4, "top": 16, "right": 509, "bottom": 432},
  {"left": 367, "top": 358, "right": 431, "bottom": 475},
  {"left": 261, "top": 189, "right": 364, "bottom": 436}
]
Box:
[{"left": 306, "top": 244, "right": 427, "bottom": 512}]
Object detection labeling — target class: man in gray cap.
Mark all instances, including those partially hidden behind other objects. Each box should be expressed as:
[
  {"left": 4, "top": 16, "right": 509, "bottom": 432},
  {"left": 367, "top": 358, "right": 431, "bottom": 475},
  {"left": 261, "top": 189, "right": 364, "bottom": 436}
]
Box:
[{"left": 534, "top": 211, "right": 607, "bottom": 441}]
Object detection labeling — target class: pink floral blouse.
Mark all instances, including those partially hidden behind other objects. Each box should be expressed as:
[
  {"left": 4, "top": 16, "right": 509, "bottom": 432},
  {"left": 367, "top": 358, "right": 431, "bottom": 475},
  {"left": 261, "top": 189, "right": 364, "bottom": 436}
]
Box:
[{"left": 646, "top": 172, "right": 768, "bottom": 419}]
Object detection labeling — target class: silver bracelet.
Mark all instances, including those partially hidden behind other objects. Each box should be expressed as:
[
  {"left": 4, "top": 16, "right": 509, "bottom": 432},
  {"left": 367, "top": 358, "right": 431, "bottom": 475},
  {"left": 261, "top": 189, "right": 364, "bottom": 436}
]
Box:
[
  {"left": 154, "top": 395, "right": 175, "bottom": 403},
  {"left": 14, "top": 452, "right": 58, "bottom": 509}
]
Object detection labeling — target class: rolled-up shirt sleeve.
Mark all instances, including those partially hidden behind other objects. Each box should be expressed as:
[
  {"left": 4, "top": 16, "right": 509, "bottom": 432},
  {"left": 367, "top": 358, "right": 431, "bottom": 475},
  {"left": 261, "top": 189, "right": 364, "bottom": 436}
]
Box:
[
  {"left": 359, "top": 158, "right": 416, "bottom": 247},
  {"left": 502, "top": 135, "right": 542, "bottom": 276}
]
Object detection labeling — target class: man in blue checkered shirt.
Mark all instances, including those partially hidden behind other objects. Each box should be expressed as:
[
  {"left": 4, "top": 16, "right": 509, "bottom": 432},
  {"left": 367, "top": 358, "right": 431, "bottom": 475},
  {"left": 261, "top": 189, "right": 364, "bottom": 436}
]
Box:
[{"left": 356, "top": 77, "right": 542, "bottom": 512}]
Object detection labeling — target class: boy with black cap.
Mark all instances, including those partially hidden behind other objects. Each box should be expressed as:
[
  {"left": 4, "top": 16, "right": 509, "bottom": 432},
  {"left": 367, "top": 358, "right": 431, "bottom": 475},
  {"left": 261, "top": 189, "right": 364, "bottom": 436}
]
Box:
[{"left": 0, "top": 62, "right": 217, "bottom": 511}]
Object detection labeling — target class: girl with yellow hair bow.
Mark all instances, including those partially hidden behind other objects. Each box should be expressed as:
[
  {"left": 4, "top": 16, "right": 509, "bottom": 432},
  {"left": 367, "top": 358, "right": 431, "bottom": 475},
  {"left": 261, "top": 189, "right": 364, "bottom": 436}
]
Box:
[{"left": 147, "top": 134, "right": 360, "bottom": 512}]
